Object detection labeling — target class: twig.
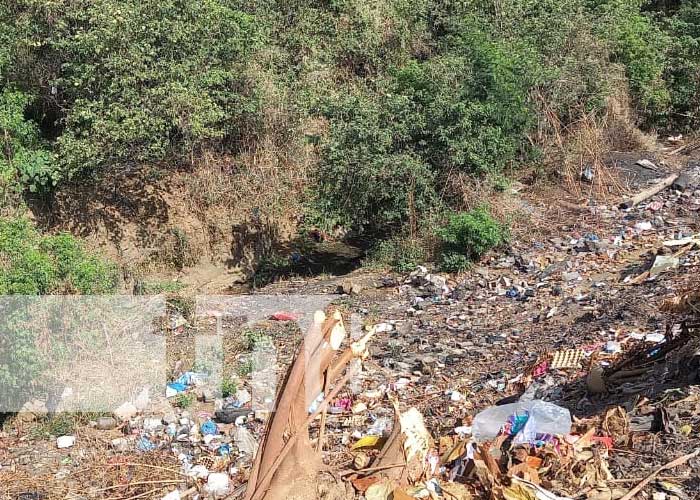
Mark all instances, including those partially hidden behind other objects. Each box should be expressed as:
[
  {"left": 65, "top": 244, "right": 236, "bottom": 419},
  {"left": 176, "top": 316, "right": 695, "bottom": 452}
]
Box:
[
  {"left": 107, "top": 488, "right": 161, "bottom": 500},
  {"left": 95, "top": 479, "right": 186, "bottom": 493},
  {"left": 618, "top": 449, "right": 699, "bottom": 500},
  {"left": 105, "top": 462, "right": 188, "bottom": 476},
  {"left": 315, "top": 372, "right": 330, "bottom": 452},
  {"left": 609, "top": 475, "right": 689, "bottom": 484},
  {"left": 339, "top": 462, "right": 406, "bottom": 476}
]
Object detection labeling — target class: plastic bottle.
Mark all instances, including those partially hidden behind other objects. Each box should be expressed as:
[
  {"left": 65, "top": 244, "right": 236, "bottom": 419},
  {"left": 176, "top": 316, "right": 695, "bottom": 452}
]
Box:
[{"left": 471, "top": 400, "right": 571, "bottom": 443}]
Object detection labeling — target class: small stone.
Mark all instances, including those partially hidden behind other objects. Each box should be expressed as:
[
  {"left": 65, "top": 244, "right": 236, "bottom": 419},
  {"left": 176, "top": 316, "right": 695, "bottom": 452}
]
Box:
[
  {"left": 339, "top": 279, "right": 363, "bottom": 295},
  {"left": 113, "top": 402, "right": 138, "bottom": 421},
  {"left": 163, "top": 413, "right": 178, "bottom": 425},
  {"left": 143, "top": 417, "right": 164, "bottom": 433},
  {"left": 419, "top": 356, "right": 438, "bottom": 374},
  {"left": 672, "top": 173, "right": 690, "bottom": 191},
  {"left": 96, "top": 416, "right": 117, "bottom": 430},
  {"left": 111, "top": 437, "right": 129, "bottom": 452}
]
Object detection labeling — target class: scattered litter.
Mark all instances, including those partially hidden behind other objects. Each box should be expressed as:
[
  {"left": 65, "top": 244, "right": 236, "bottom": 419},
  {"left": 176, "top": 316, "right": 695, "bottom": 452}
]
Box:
[
  {"left": 551, "top": 349, "right": 585, "bottom": 369},
  {"left": 270, "top": 311, "right": 299, "bottom": 321},
  {"left": 471, "top": 400, "right": 571, "bottom": 443},
  {"left": 205, "top": 472, "right": 230, "bottom": 498},
  {"left": 56, "top": 436, "right": 75, "bottom": 449},
  {"left": 650, "top": 255, "right": 680, "bottom": 277}
]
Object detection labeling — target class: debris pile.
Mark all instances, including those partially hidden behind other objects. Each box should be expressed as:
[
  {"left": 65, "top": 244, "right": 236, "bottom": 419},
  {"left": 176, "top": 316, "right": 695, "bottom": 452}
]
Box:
[{"left": 3, "top": 156, "right": 700, "bottom": 499}]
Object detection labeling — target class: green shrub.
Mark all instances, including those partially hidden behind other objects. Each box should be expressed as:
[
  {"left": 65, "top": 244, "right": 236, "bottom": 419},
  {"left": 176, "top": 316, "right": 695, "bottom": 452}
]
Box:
[
  {"left": 252, "top": 253, "right": 291, "bottom": 288},
  {"left": 439, "top": 251, "right": 472, "bottom": 273},
  {"left": 370, "top": 237, "right": 428, "bottom": 272},
  {"left": 664, "top": 3, "right": 700, "bottom": 130},
  {"left": 174, "top": 393, "right": 195, "bottom": 409},
  {"left": 587, "top": 0, "right": 671, "bottom": 120},
  {"left": 0, "top": 217, "right": 118, "bottom": 295},
  {"left": 0, "top": 306, "right": 44, "bottom": 410},
  {"left": 40, "top": 234, "right": 119, "bottom": 294},
  {"left": 0, "top": 89, "right": 58, "bottom": 194},
  {"left": 137, "top": 280, "right": 186, "bottom": 295},
  {"left": 221, "top": 377, "right": 238, "bottom": 398},
  {"left": 436, "top": 207, "right": 508, "bottom": 263},
  {"left": 0, "top": 218, "right": 118, "bottom": 410},
  {"left": 3, "top": 0, "right": 260, "bottom": 180}
]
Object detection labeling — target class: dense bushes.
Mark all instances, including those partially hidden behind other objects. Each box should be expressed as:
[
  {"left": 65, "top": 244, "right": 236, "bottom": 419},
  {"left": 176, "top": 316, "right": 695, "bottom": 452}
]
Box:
[
  {"left": 0, "top": 218, "right": 118, "bottom": 294},
  {"left": 0, "top": 90, "right": 57, "bottom": 195},
  {"left": 664, "top": 3, "right": 700, "bottom": 130},
  {"left": 2, "top": 0, "right": 259, "bottom": 184},
  {"left": 0, "top": 217, "right": 118, "bottom": 407},
  {"left": 0, "top": 0, "right": 698, "bottom": 243},
  {"left": 313, "top": 16, "right": 534, "bottom": 232}
]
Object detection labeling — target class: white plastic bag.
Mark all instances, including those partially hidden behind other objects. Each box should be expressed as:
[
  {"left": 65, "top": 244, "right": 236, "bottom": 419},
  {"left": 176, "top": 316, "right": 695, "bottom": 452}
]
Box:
[{"left": 472, "top": 400, "right": 571, "bottom": 443}]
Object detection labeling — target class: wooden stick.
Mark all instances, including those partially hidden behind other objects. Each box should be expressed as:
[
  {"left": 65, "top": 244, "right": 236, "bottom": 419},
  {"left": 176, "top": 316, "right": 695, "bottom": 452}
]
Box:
[
  {"left": 105, "top": 462, "right": 188, "bottom": 476},
  {"left": 608, "top": 475, "right": 689, "bottom": 484},
  {"left": 618, "top": 449, "right": 699, "bottom": 500},
  {"left": 619, "top": 173, "right": 679, "bottom": 209},
  {"left": 558, "top": 200, "right": 591, "bottom": 212},
  {"left": 315, "top": 372, "right": 330, "bottom": 452}
]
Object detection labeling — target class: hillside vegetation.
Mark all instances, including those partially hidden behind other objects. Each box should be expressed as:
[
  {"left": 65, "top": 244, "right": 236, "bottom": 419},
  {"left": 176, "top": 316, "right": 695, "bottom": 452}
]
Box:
[{"left": 0, "top": 0, "right": 699, "bottom": 277}]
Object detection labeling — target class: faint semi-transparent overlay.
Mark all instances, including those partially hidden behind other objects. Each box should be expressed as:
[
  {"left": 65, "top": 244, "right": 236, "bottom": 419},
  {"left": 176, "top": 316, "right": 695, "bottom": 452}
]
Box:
[{"left": 0, "top": 294, "right": 354, "bottom": 413}]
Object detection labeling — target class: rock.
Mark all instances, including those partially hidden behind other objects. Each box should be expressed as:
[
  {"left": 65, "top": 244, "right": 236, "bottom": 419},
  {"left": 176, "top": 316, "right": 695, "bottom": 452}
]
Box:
[
  {"left": 375, "top": 323, "right": 394, "bottom": 333},
  {"left": 584, "top": 238, "right": 605, "bottom": 253},
  {"left": 586, "top": 364, "right": 606, "bottom": 394},
  {"left": 16, "top": 399, "right": 47, "bottom": 423},
  {"left": 339, "top": 279, "right": 363, "bottom": 295},
  {"left": 96, "top": 416, "right": 117, "bottom": 430},
  {"left": 143, "top": 417, "right": 165, "bottom": 433},
  {"left": 672, "top": 173, "right": 690, "bottom": 191},
  {"left": 636, "top": 159, "right": 658, "bottom": 170},
  {"left": 56, "top": 435, "right": 76, "bottom": 449},
  {"left": 215, "top": 408, "right": 250, "bottom": 424},
  {"left": 163, "top": 413, "right": 178, "bottom": 425},
  {"left": 113, "top": 402, "right": 138, "bottom": 421},
  {"left": 111, "top": 437, "right": 129, "bottom": 452},
  {"left": 562, "top": 271, "right": 580, "bottom": 281}
]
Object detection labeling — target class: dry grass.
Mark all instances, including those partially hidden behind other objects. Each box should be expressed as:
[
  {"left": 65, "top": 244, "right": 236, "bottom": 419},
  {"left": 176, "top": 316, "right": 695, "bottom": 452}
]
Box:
[
  {"left": 534, "top": 88, "right": 658, "bottom": 203},
  {"left": 0, "top": 452, "right": 189, "bottom": 500},
  {"left": 186, "top": 70, "right": 314, "bottom": 230},
  {"left": 443, "top": 171, "right": 548, "bottom": 244}
]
